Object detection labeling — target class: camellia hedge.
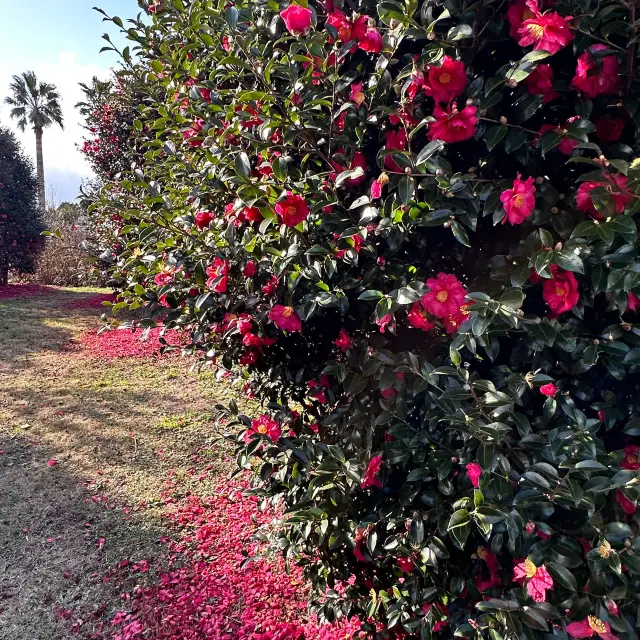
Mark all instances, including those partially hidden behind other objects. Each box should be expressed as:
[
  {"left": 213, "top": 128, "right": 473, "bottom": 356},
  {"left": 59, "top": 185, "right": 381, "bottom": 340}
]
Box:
[{"left": 90, "top": 0, "right": 640, "bottom": 636}]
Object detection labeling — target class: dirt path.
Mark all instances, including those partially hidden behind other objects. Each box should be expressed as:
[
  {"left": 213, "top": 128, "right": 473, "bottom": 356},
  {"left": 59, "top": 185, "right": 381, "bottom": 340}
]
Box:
[{"left": 0, "top": 288, "right": 243, "bottom": 639}]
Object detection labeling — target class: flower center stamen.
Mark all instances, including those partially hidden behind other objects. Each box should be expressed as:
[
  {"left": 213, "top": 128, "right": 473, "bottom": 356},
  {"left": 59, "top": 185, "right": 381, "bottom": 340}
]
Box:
[
  {"left": 523, "top": 558, "right": 537, "bottom": 579},
  {"left": 436, "top": 291, "right": 449, "bottom": 302},
  {"left": 588, "top": 617, "right": 607, "bottom": 634}
]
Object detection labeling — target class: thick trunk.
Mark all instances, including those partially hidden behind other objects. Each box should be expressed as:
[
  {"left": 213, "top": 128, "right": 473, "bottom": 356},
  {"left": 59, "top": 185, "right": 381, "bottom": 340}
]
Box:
[{"left": 35, "top": 127, "right": 45, "bottom": 212}]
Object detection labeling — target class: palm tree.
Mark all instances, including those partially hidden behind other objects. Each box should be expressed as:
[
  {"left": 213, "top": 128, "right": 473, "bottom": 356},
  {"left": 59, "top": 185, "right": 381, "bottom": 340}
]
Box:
[{"left": 4, "top": 71, "right": 64, "bottom": 211}]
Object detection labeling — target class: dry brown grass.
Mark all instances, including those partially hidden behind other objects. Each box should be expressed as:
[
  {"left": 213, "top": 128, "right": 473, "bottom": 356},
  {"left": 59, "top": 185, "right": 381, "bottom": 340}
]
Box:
[{"left": 0, "top": 288, "right": 249, "bottom": 639}]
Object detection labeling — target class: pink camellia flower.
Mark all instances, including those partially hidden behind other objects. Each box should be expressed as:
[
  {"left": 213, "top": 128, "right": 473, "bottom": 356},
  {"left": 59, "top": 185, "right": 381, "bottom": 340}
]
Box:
[
  {"left": 628, "top": 292, "right": 640, "bottom": 312},
  {"left": 507, "top": 0, "right": 536, "bottom": 39},
  {"left": 466, "top": 462, "right": 482, "bottom": 488},
  {"left": 280, "top": 4, "right": 313, "bottom": 36},
  {"left": 361, "top": 455, "right": 383, "bottom": 489},
  {"left": 242, "top": 333, "right": 276, "bottom": 349},
  {"left": 236, "top": 317, "right": 252, "bottom": 335},
  {"left": 524, "top": 64, "right": 559, "bottom": 103},
  {"left": 500, "top": 174, "right": 536, "bottom": 225},
  {"left": 262, "top": 275, "right": 279, "bottom": 297},
  {"left": 536, "top": 116, "right": 582, "bottom": 154},
  {"left": 542, "top": 265, "right": 579, "bottom": 316},
  {"left": 407, "top": 303, "right": 435, "bottom": 331},
  {"left": 206, "top": 258, "right": 229, "bottom": 293},
  {"left": 384, "top": 129, "right": 408, "bottom": 172},
  {"left": 376, "top": 314, "right": 392, "bottom": 333},
  {"left": 606, "top": 600, "right": 619, "bottom": 616},
  {"left": 539, "top": 383, "right": 557, "bottom": 397},
  {"left": 194, "top": 210, "right": 215, "bottom": 229},
  {"left": 616, "top": 490, "right": 636, "bottom": 515},
  {"left": 513, "top": 559, "right": 554, "bottom": 602},
  {"left": 269, "top": 304, "right": 302, "bottom": 332},
  {"left": 154, "top": 270, "right": 174, "bottom": 287},
  {"left": 406, "top": 69, "right": 426, "bottom": 99},
  {"left": 421, "top": 273, "right": 467, "bottom": 318},
  {"left": 594, "top": 116, "right": 625, "bottom": 142},
  {"left": 335, "top": 329, "right": 352, "bottom": 352},
  {"left": 396, "top": 556, "right": 414, "bottom": 572},
  {"left": 359, "top": 25, "right": 383, "bottom": 53},
  {"left": 425, "top": 56, "right": 467, "bottom": 103},
  {"left": 47, "top": 459, "right": 57, "bottom": 467},
  {"left": 350, "top": 82, "right": 365, "bottom": 106},
  {"left": 249, "top": 414, "right": 282, "bottom": 441},
  {"left": 517, "top": 1, "right": 573, "bottom": 54},
  {"left": 575, "top": 175, "right": 632, "bottom": 219},
  {"left": 621, "top": 445, "right": 640, "bottom": 471},
  {"left": 443, "top": 303, "right": 471, "bottom": 334},
  {"left": 427, "top": 103, "right": 478, "bottom": 144},
  {"left": 222, "top": 35, "right": 231, "bottom": 52},
  {"left": 243, "top": 260, "right": 256, "bottom": 278},
  {"left": 275, "top": 192, "right": 309, "bottom": 227},
  {"left": 566, "top": 616, "right": 619, "bottom": 640},
  {"left": 571, "top": 45, "right": 622, "bottom": 99}
]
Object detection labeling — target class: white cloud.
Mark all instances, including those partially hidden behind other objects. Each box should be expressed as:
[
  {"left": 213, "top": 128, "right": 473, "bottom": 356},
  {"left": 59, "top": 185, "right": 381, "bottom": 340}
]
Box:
[{"left": 0, "top": 51, "right": 112, "bottom": 198}]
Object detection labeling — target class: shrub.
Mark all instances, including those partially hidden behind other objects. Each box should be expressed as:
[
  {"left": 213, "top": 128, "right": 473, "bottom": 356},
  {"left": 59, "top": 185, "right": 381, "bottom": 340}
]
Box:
[
  {"left": 91, "top": 0, "right": 640, "bottom": 636},
  {"left": 0, "top": 127, "right": 44, "bottom": 285}
]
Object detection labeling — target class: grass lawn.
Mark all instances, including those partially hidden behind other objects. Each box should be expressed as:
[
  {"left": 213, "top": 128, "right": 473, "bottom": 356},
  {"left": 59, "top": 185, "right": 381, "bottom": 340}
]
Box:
[{"left": 0, "top": 287, "right": 248, "bottom": 639}]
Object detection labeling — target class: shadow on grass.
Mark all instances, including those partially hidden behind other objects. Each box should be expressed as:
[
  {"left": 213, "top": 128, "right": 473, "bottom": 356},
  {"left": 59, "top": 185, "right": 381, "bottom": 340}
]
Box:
[{"left": 0, "top": 433, "right": 168, "bottom": 640}]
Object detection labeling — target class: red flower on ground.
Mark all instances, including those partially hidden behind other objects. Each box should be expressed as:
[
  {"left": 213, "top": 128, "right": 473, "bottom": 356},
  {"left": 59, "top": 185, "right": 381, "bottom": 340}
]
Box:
[
  {"left": 539, "top": 383, "right": 557, "bottom": 397},
  {"left": 571, "top": 45, "right": 622, "bottom": 99},
  {"left": 335, "top": 329, "right": 352, "bottom": 352},
  {"left": 621, "top": 445, "right": 640, "bottom": 470},
  {"left": 594, "top": 116, "right": 625, "bottom": 142},
  {"left": 616, "top": 490, "right": 636, "bottom": 515},
  {"left": 361, "top": 455, "right": 383, "bottom": 489},
  {"left": 269, "top": 305, "right": 302, "bottom": 332},
  {"left": 466, "top": 462, "right": 482, "bottom": 488},
  {"left": 500, "top": 174, "right": 536, "bottom": 225},
  {"left": 517, "top": 1, "right": 573, "bottom": 54},
  {"left": 575, "top": 175, "right": 632, "bottom": 219},
  {"left": 427, "top": 103, "right": 478, "bottom": 143},
  {"left": 542, "top": 265, "right": 579, "bottom": 316},
  {"left": 275, "top": 192, "right": 309, "bottom": 227},
  {"left": 425, "top": 56, "right": 467, "bottom": 103},
  {"left": 249, "top": 414, "right": 282, "bottom": 441},
  {"left": 407, "top": 303, "right": 435, "bottom": 331},
  {"left": 524, "top": 64, "right": 559, "bottom": 103},
  {"left": 566, "top": 616, "right": 619, "bottom": 640},
  {"left": 206, "top": 258, "right": 229, "bottom": 293},
  {"left": 513, "top": 559, "right": 554, "bottom": 602},
  {"left": 280, "top": 4, "right": 313, "bottom": 35},
  {"left": 421, "top": 273, "right": 466, "bottom": 318},
  {"left": 194, "top": 210, "right": 215, "bottom": 229}
]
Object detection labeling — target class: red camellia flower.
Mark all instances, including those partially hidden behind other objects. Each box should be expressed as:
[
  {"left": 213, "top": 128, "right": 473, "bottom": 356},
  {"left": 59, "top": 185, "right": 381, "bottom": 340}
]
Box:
[
  {"left": 370, "top": 173, "right": 389, "bottom": 199},
  {"left": 425, "top": 56, "right": 467, "bottom": 103},
  {"left": 269, "top": 304, "right": 302, "bottom": 332},
  {"left": 195, "top": 210, "right": 215, "bottom": 229},
  {"left": 524, "top": 64, "right": 559, "bottom": 103},
  {"left": 350, "top": 82, "right": 365, "bottom": 106},
  {"left": 384, "top": 129, "right": 407, "bottom": 172},
  {"left": 513, "top": 559, "right": 554, "bottom": 602},
  {"left": 571, "top": 45, "right": 622, "bottom": 99},
  {"left": 507, "top": 0, "right": 536, "bottom": 39},
  {"left": 206, "top": 257, "right": 229, "bottom": 293},
  {"left": 242, "top": 260, "right": 256, "bottom": 278},
  {"left": 539, "top": 383, "right": 557, "bottom": 397},
  {"left": 594, "top": 116, "right": 625, "bottom": 142},
  {"left": 443, "top": 303, "right": 471, "bottom": 334},
  {"left": 421, "top": 272, "right": 466, "bottom": 318},
  {"left": 335, "top": 328, "right": 352, "bottom": 352},
  {"left": 427, "top": 103, "right": 478, "bottom": 144},
  {"left": 376, "top": 314, "right": 393, "bottom": 333},
  {"left": 396, "top": 557, "right": 414, "bottom": 573},
  {"left": 575, "top": 175, "right": 632, "bottom": 219},
  {"left": 500, "top": 174, "right": 536, "bottom": 225},
  {"left": 566, "top": 616, "right": 619, "bottom": 640},
  {"left": 249, "top": 414, "right": 282, "bottom": 441},
  {"left": 359, "top": 25, "right": 383, "bottom": 53},
  {"left": 361, "top": 455, "right": 383, "bottom": 489},
  {"left": 628, "top": 292, "right": 640, "bottom": 312},
  {"left": 542, "top": 265, "right": 579, "bottom": 316},
  {"left": 407, "top": 303, "right": 435, "bottom": 331},
  {"left": 537, "top": 116, "right": 581, "bottom": 154},
  {"left": 154, "top": 270, "right": 175, "bottom": 286},
  {"left": 280, "top": 4, "right": 313, "bottom": 36},
  {"left": 221, "top": 35, "right": 231, "bottom": 51},
  {"left": 275, "top": 192, "right": 309, "bottom": 227},
  {"left": 466, "top": 462, "right": 482, "bottom": 488},
  {"left": 262, "top": 275, "right": 279, "bottom": 297},
  {"left": 621, "top": 446, "right": 640, "bottom": 470},
  {"left": 406, "top": 69, "right": 425, "bottom": 100},
  {"left": 616, "top": 490, "right": 636, "bottom": 515},
  {"left": 182, "top": 119, "right": 204, "bottom": 147},
  {"left": 517, "top": 1, "right": 573, "bottom": 55}
]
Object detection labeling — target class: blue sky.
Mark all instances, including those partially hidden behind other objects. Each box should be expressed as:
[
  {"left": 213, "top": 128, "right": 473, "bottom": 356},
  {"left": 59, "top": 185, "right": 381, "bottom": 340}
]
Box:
[{"left": 0, "top": 1, "right": 137, "bottom": 203}]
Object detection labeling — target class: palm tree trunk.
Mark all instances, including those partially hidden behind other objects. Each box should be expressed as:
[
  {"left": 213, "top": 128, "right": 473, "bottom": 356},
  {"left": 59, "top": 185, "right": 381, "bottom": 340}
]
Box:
[{"left": 35, "top": 127, "right": 45, "bottom": 211}]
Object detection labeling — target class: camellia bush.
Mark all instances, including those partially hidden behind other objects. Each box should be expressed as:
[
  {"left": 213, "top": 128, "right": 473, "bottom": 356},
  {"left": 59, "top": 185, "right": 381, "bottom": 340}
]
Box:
[{"left": 90, "top": 0, "right": 640, "bottom": 636}]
